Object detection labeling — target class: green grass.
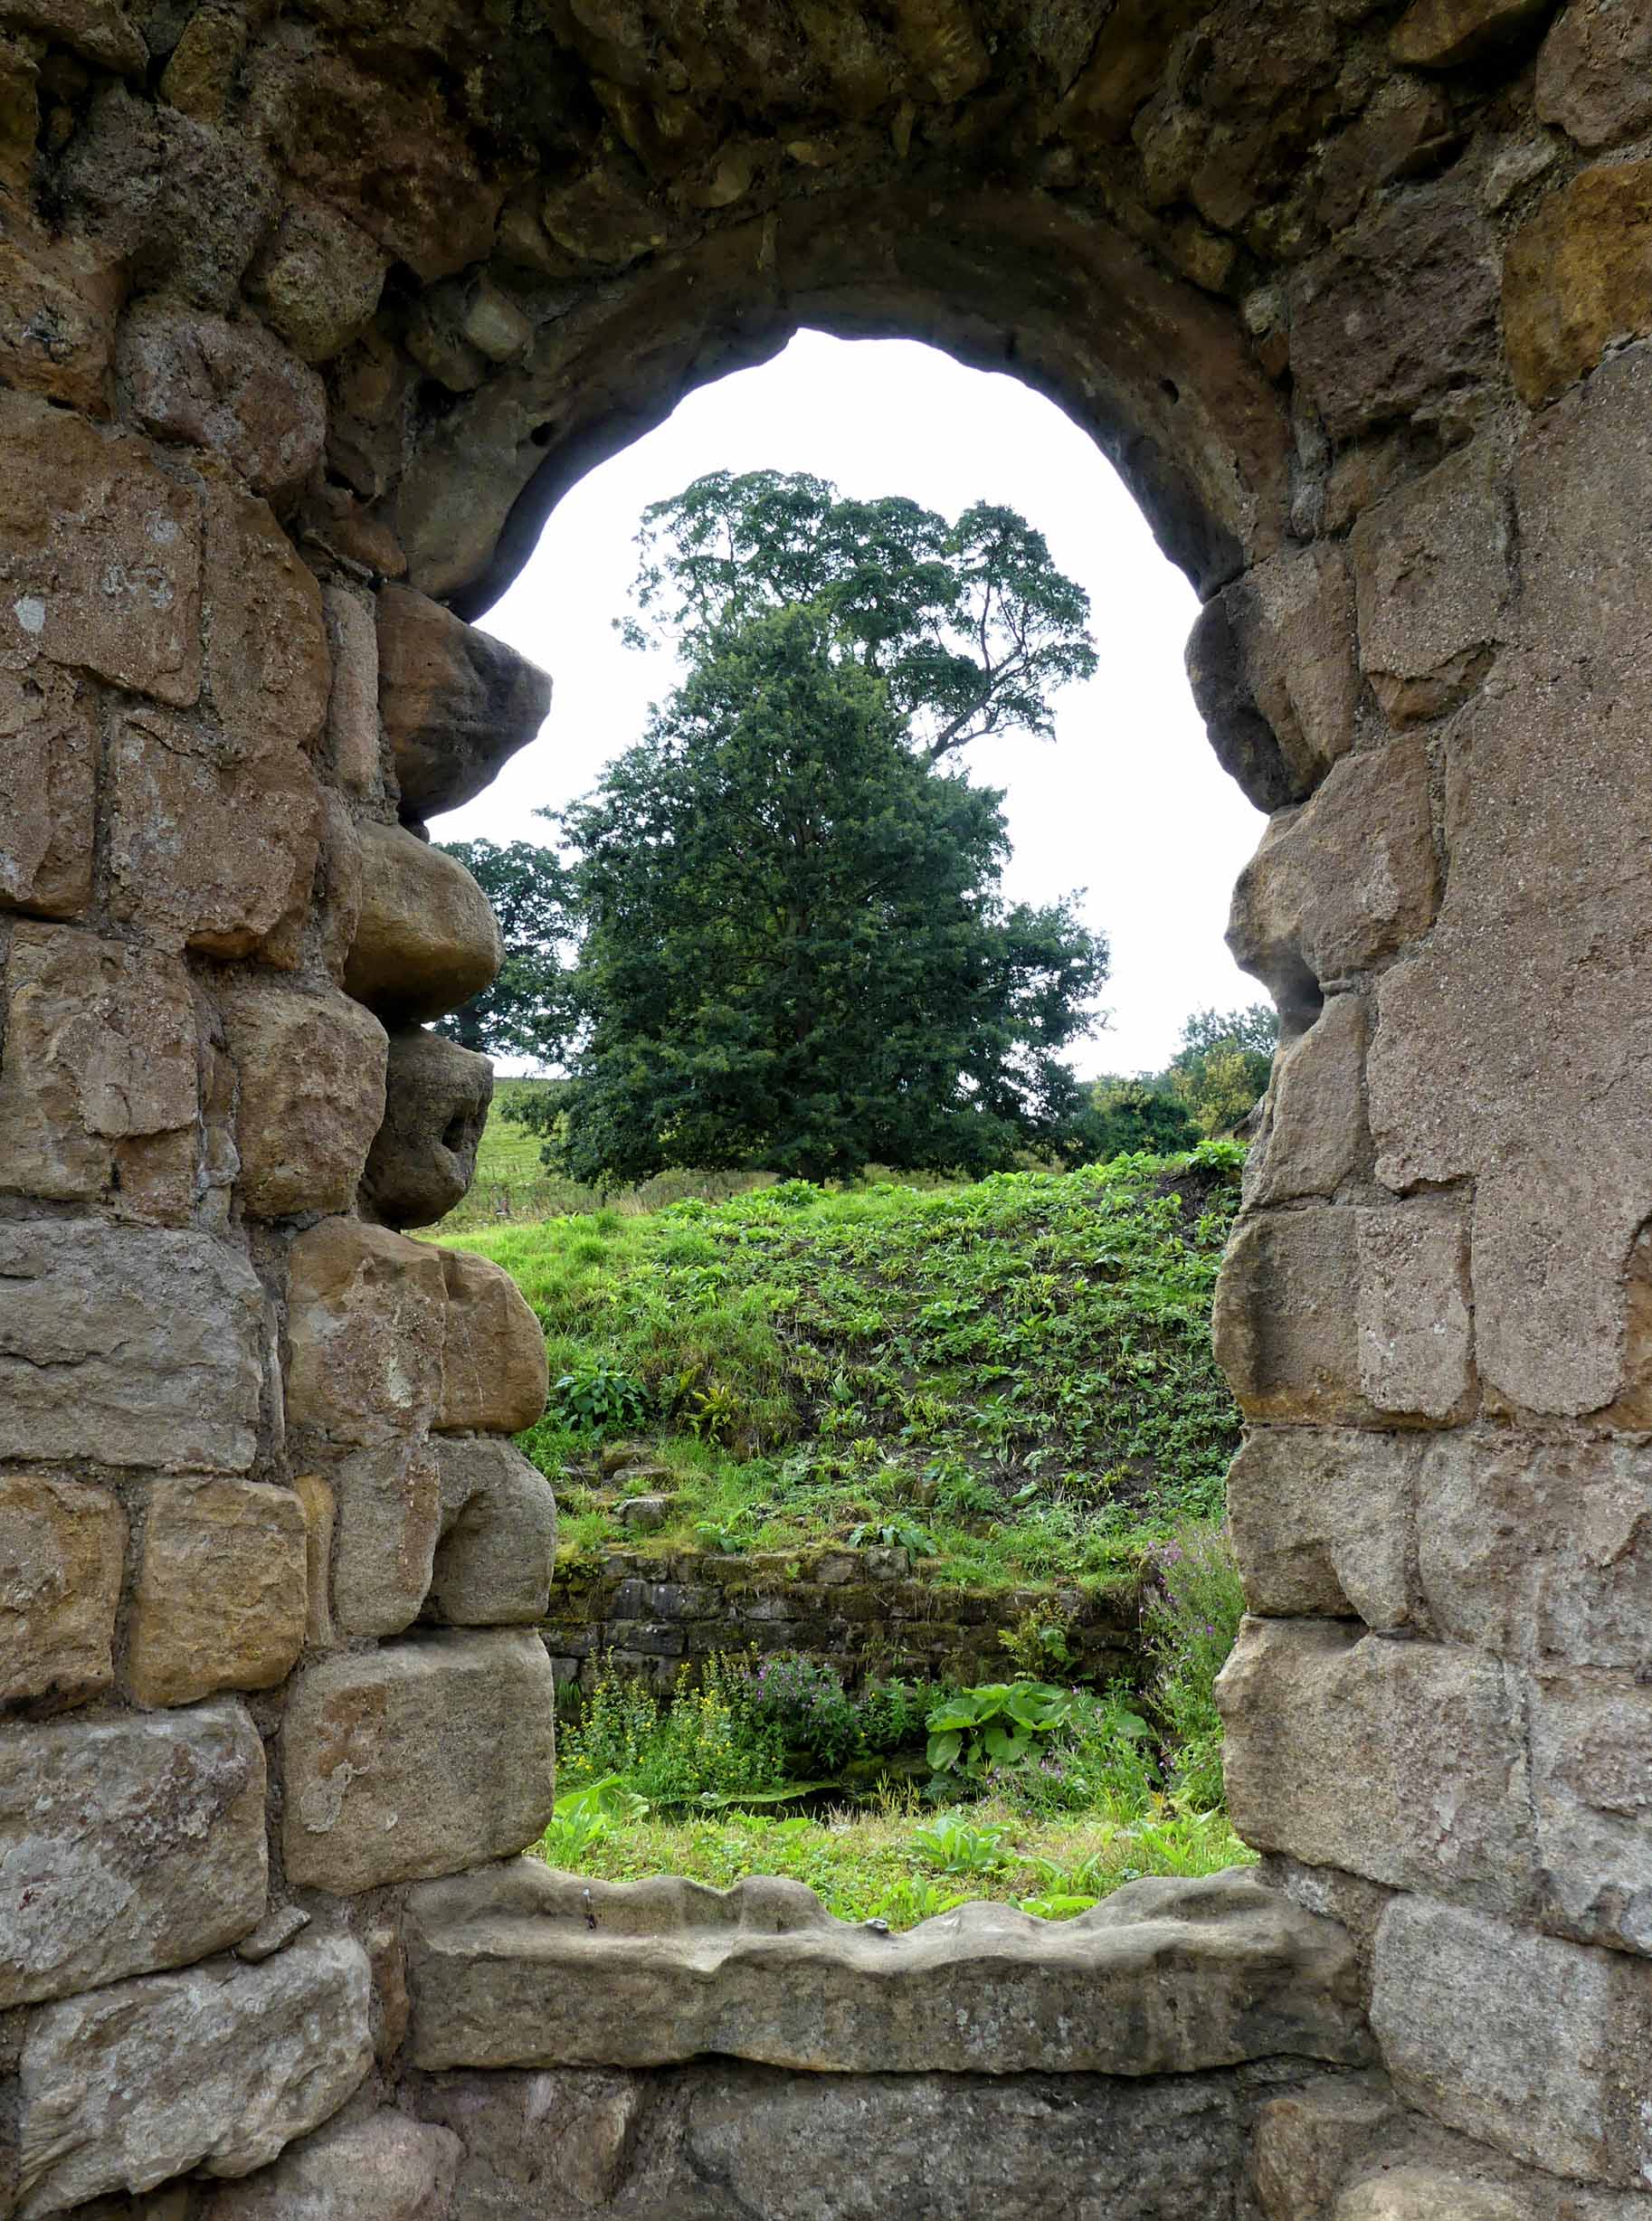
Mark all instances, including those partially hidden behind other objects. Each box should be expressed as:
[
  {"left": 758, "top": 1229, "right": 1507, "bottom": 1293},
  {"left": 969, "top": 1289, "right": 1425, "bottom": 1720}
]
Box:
[
  {"left": 536, "top": 1789, "right": 1253, "bottom": 1929},
  {"left": 441, "top": 1145, "right": 1243, "bottom": 1591}
]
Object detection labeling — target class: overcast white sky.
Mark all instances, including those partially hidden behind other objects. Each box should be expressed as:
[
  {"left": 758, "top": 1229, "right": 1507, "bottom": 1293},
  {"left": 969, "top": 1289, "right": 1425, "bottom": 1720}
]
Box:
[{"left": 434, "top": 330, "right": 1267, "bottom": 1077}]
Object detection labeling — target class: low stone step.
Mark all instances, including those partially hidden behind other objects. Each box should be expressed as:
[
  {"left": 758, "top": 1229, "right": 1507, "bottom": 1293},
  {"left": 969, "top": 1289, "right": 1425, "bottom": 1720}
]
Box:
[{"left": 404, "top": 1863, "right": 1373, "bottom": 2080}]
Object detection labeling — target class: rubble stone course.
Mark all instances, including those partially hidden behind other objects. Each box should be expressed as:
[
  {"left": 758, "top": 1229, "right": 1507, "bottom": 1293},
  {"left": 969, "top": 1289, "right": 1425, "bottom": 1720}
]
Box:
[{"left": 0, "top": 0, "right": 1647, "bottom": 2209}]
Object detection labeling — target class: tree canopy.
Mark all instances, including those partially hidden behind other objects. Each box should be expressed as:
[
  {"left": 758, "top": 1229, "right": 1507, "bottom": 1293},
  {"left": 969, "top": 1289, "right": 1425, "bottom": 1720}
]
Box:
[
  {"left": 511, "top": 606, "right": 1107, "bottom": 1187},
  {"left": 622, "top": 470, "right": 1098, "bottom": 764},
  {"left": 1163, "top": 1004, "right": 1279, "bottom": 1136},
  {"left": 432, "top": 837, "right": 574, "bottom": 1066}
]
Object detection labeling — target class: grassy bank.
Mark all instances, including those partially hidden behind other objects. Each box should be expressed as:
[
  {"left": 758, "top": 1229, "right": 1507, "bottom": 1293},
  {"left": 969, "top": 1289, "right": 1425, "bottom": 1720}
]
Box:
[{"left": 441, "top": 1146, "right": 1243, "bottom": 1591}]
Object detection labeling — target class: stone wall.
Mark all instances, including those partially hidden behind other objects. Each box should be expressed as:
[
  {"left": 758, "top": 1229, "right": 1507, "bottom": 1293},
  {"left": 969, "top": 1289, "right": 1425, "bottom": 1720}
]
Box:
[
  {"left": 545, "top": 1543, "right": 1142, "bottom": 1711},
  {"left": 3, "top": 0, "right": 1652, "bottom": 2213}
]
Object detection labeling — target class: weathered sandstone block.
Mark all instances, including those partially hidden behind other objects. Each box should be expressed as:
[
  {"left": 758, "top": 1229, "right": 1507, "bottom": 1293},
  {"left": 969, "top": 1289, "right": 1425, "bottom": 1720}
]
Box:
[
  {"left": 321, "top": 582, "right": 380, "bottom": 794},
  {"left": 204, "top": 482, "right": 331, "bottom": 760},
  {"left": 220, "top": 985, "right": 388, "bottom": 1219},
  {"left": 404, "top": 1864, "right": 1370, "bottom": 2075},
  {"left": 1250, "top": 2080, "right": 1396, "bottom": 2221},
  {"left": 1372, "top": 1896, "right": 1652, "bottom": 2187},
  {"left": 1226, "top": 1428, "right": 1416, "bottom": 1628},
  {"left": 1528, "top": 1672, "right": 1652, "bottom": 1954},
  {"left": 280, "top": 1628, "right": 557, "bottom": 1892},
  {"left": 1228, "top": 741, "right": 1439, "bottom": 1011},
  {"left": 246, "top": 192, "right": 389, "bottom": 365},
  {"left": 1334, "top": 2166, "right": 1535, "bottom": 2221},
  {"left": 0, "top": 1220, "right": 263, "bottom": 1470},
  {"left": 429, "top": 1437, "right": 558, "bottom": 1626},
  {"left": 0, "top": 1474, "right": 126, "bottom": 1710},
  {"left": 1350, "top": 435, "right": 1512, "bottom": 723},
  {"left": 377, "top": 583, "right": 552, "bottom": 820},
  {"left": 344, "top": 822, "right": 503, "bottom": 1026},
  {"left": 1246, "top": 993, "right": 1367, "bottom": 1208},
  {"left": 1218, "top": 1619, "right": 1533, "bottom": 1911},
  {"left": 0, "top": 923, "right": 198, "bottom": 1219},
  {"left": 0, "top": 1701, "right": 266, "bottom": 2008},
  {"left": 0, "top": 390, "right": 201, "bottom": 704},
  {"left": 0, "top": 661, "right": 96, "bottom": 919},
  {"left": 117, "top": 301, "right": 327, "bottom": 508},
  {"left": 285, "top": 1216, "right": 447, "bottom": 1446},
  {"left": 437, "top": 1246, "right": 549, "bottom": 1434},
  {"left": 1390, "top": 0, "right": 1553, "bottom": 68},
  {"left": 108, "top": 704, "right": 324, "bottom": 963},
  {"left": 2, "top": 0, "right": 146, "bottom": 73},
  {"left": 328, "top": 1437, "right": 441, "bottom": 1639},
  {"left": 292, "top": 1470, "right": 336, "bottom": 1649},
  {"left": 128, "top": 1478, "right": 309, "bottom": 1707},
  {"left": 1416, "top": 1431, "right": 1652, "bottom": 1671},
  {"left": 0, "top": 220, "right": 122, "bottom": 418},
  {"left": 1537, "top": 0, "right": 1652, "bottom": 149},
  {"left": 1503, "top": 159, "right": 1652, "bottom": 404},
  {"left": 199, "top": 2110, "right": 462, "bottom": 2220},
  {"left": 1213, "top": 1205, "right": 1472, "bottom": 1424},
  {"left": 1289, "top": 178, "right": 1500, "bottom": 441},
  {"left": 14, "top": 1936, "right": 372, "bottom": 2216},
  {"left": 1185, "top": 545, "right": 1357, "bottom": 812},
  {"left": 360, "top": 1027, "right": 492, "bottom": 1229}
]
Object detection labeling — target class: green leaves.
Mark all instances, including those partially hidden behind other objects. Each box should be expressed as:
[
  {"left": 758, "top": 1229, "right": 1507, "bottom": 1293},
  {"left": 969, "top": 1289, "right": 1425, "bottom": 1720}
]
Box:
[{"left": 924, "top": 1680, "right": 1076, "bottom": 1776}]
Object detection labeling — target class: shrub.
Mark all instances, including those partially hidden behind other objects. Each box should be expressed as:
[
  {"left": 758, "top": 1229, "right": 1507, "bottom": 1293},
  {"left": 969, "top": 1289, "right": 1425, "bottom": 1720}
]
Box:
[
  {"left": 1140, "top": 1521, "right": 1246, "bottom": 1809},
  {"left": 553, "top": 1361, "right": 650, "bottom": 1433},
  {"left": 560, "top": 1652, "right": 789, "bottom": 1806},
  {"left": 750, "top": 1655, "right": 861, "bottom": 1772},
  {"left": 1006, "top": 1688, "right": 1159, "bottom": 1818}
]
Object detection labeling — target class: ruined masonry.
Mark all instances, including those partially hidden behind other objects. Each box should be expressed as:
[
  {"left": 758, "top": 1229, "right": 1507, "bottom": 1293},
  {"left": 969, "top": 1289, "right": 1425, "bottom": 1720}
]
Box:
[{"left": 1, "top": 0, "right": 1650, "bottom": 2213}]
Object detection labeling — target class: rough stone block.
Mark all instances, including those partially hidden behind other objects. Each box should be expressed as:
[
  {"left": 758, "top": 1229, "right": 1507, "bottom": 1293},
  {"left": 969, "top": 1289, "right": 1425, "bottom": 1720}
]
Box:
[
  {"left": 247, "top": 191, "right": 389, "bottom": 365},
  {"left": 377, "top": 582, "right": 552, "bottom": 820},
  {"left": 404, "top": 1864, "right": 1371, "bottom": 2075},
  {"left": 0, "top": 923, "right": 199, "bottom": 1219},
  {"left": 1289, "top": 178, "right": 1501, "bottom": 441},
  {"left": 1229, "top": 741, "right": 1439, "bottom": 1012},
  {"left": 1217, "top": 1618, "right": 1534, "bottom": 1912},
  {"left": 1246, "top": 993, "right": 1368, "bottom": 1208},
  {"left": 0, "top": 390, "right": 202, "bottom": 705},
  {"left": 1537, "top": 0, "right": 1652, "bottom": 149},
  {"left": 437, "top": 1246, "right": 548, "bottom": 1434},
  {"left": 109, "top": 703, "right": 324, "bottom": 963},
  {"left": 0, "top": 220, "right": 122, "bottom": 419},
  {"left": 1, "top": 0, "right": 146, "bottom": 72},
  {"left": 321, "top": 582, "right": 380, "bottom": 794},
  {"left": 1528, "top": 1671, "right": 1652, "bottom": 1954},
  {"left": 1213, "top": 1205, "right": 1472, "bottom": 1425},
  {"left": 1184, "top": 544, "right": 1357, "bottom": 813},
  {"left": 1371, "top": 1896, "right": 1652, "bottom": 2187},
  {"left": 14, "top": 1936, "right": 372, "bottom": 2216},
  {"left": 1334, "top": 2167, "right": 1537, "bottom": 2221},
  {"left": 361, "top": 1027, "right": 492, "bottom": 1229},
  {"left": 0, "top": 1220, "right": 263, "bottom": 1470},
  {"left": 344, "top": 822, "right": 503, "bottom": 1028},
  {"left": 0, "top": 1701, "right": 266, "bottom": 2008},
  {"left": 280, "top": 1628, "right": 557, "bottom": 1892},
  {"left": 1251, "top": 2080, "right": 1395, "bottom": 2221},
  {"left": 1227, "top": 1428, "right": 1416, "bottom": 1628},
  {"left": 328, "top": 1437, "right": 441, "bottom": 1639},
  {"left": 1390, "top": 0, "right": 1553, "bottom": 67},
  {"left": 204, "top": 482, "right": 331, "bottom": 762},
  {"left": 1416, "top": 1431, "right": 1652, "bottom": 1671},
  {"left": 0, "top": 660, "right": 95, "bottom": 918},
  {"left": 1503, "top": 159, "right": 1652, "bottom": 405},
  {"left": 1350, "top": 435, "right": 1513, "bottom": 723},
  {"left": 292, "top": 1469, "right": 337, "bottom": 1649},
  {"left": 220, "top": 984, "right": 388, "bottom": 1219},
  {"left": 285, "top": 1215, "right": 447, "bottom": 1447},
  {"left": 198, "top": 2110, "right": 462, "bottom": 2219},
  {"left": 0, "top": 1473, "right": 126, "bottom": 1710},
  {"left": 128, "top": 1477, "right": 309, "bottom": 1707},
  {"left": 117, "top": 301, "right": 327, "bottom": 509},
  {"left": 429, "top": 1437, "right": 558, "bottom": 1626}
]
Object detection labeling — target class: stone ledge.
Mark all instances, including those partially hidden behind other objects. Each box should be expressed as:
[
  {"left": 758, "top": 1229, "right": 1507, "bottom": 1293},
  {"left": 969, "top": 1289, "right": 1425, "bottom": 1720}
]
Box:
[{"left": 404, "top": 1864, "right": 1373, "bottom": 2079}]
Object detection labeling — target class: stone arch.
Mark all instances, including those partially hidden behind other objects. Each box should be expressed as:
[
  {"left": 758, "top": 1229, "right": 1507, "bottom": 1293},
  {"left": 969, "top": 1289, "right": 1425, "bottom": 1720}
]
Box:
[{"left": 4, "top": 1, "right": 1652, "bottom": 2214}]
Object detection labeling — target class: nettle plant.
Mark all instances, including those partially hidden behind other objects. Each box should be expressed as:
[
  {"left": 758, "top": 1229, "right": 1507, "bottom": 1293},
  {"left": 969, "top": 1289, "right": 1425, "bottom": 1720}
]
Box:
[{"left": 925, "top": 1680, "right": 1074, "bottom": 1777}]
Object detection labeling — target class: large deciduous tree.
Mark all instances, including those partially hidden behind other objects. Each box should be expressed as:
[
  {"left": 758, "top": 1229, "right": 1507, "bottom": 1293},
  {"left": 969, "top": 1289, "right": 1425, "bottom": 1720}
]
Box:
[
  {"left": 622, "top": 470, "right": 1098, "bottom": 764},
  {"left": 517, "top": 607, "right": 1107, "bottom": 1187},
  {"left": 432, "top": 836, "right": 574, "bottom": 1066}
]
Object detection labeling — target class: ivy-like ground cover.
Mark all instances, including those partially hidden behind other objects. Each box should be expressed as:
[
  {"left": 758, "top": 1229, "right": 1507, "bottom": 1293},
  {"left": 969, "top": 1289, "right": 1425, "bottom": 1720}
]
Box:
[{"left": 442, "top": 1146, "right": 1243, "bottom": 1591}]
